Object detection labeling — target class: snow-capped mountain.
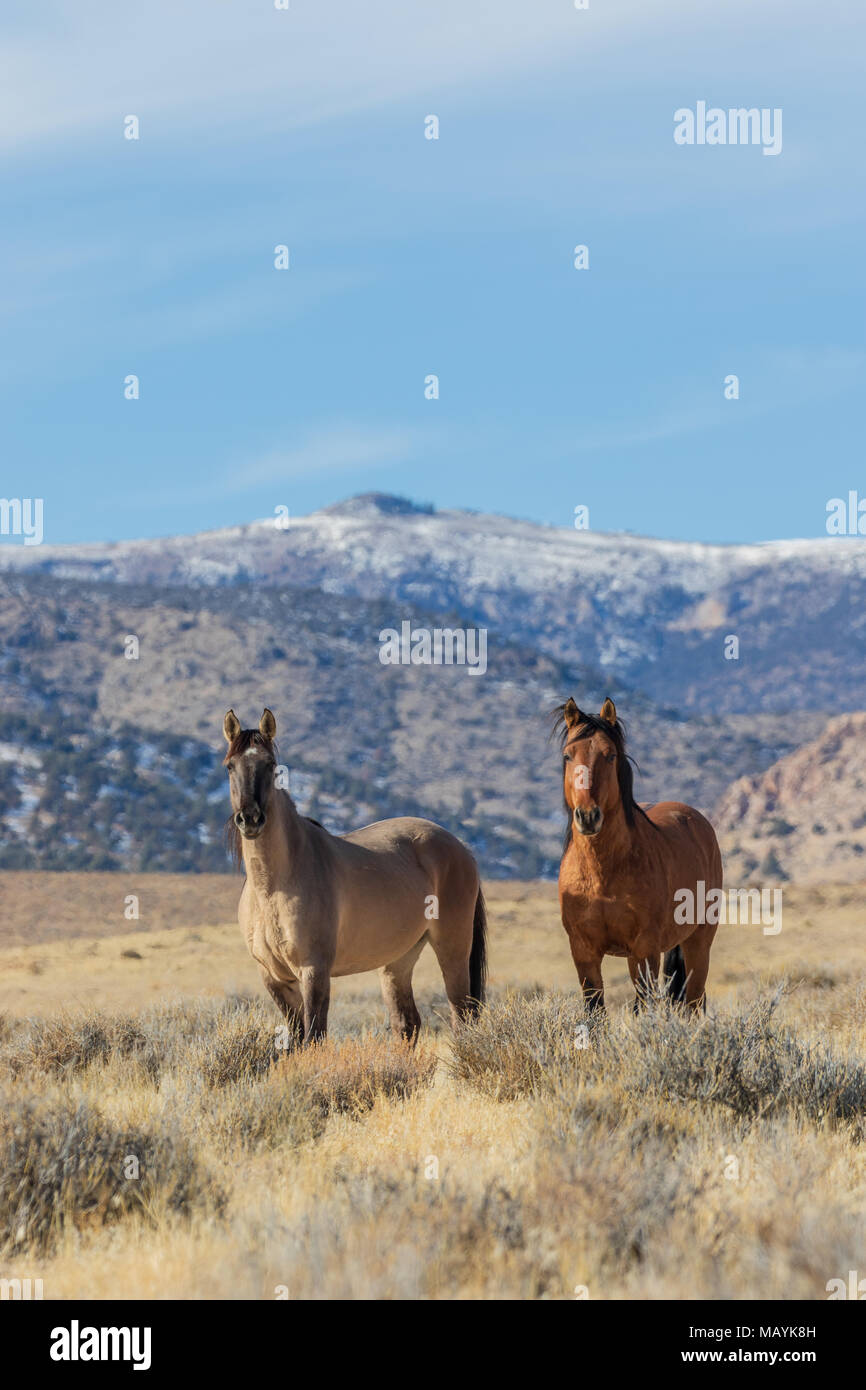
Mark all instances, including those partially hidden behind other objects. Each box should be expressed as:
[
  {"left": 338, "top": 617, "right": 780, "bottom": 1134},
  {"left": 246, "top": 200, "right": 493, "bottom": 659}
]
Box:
[{"left": 2, "top": 493, "right": 864, "bottom": 714}]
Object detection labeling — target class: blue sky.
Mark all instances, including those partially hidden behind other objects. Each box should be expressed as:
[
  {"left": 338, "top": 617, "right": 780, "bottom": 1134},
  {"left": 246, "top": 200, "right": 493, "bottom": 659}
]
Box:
[{"left": 1, "top": 0, "right": 864, "bottom": 545}]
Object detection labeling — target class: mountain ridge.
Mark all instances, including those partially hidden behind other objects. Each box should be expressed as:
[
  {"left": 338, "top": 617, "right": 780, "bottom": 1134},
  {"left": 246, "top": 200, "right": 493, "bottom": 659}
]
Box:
[
  {"left": 2, "top": 494, "right": 863, "bottom": 716},
  {"left": 0, "top": 494, "right": 861, "bottom": 877}
]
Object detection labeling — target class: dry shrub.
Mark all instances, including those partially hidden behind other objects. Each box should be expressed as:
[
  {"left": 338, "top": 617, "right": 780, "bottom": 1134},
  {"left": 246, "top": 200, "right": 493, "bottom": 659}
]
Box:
[
  {"left": 132, "top": 996, "right": 282, "bottom": 1086},
  {"left": 260, "top": 1168, "right": 558, "bottom": 1300},
  {"left": 449, "top": 989, "right": 866, "bottom": 1127},
  {"left": 0, "top": 1090, "right": 225, "bottom": 1255},
  {"left": 0, "top": 1005, "right": 434, "bottom": 1182},
  {"left": 0, "top": 997, "right": 285, "bottom": 1088},
  {"left": 623, "top": 992, "right": 866, "bottom": 1124},
  {"left": 279, "top": 1034, "right": 438, "bottom": 1119},
  {"left": 3, "top": 981, "right": 864, "bottom": 1298},
  {"left": 446, "top": 990, "right": 588, "bottom": 1100},
  {"left": 228, "top": 1106, "right": 865, "bottom": 1300},
  {"left": 185, "top": 1008, "right": 287, "bottom": 1089},
  {"left": 0, "top": 1012, "right": 149, "bottom": 1078},
  {"left": 194, "top": 1034, "right": 437, "bottom": 1154},
  {"left": 204, "top": 1070, "right": 326, "bottom": 1153}
]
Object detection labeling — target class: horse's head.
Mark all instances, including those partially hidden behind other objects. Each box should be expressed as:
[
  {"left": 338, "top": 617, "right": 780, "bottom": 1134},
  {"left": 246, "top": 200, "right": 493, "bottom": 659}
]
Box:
[
  {"left": 223, "top": 708, "right": 278, "bottom": 840},
  {"left": 556, "top": 696, "right": 630, "bottom": 838}
]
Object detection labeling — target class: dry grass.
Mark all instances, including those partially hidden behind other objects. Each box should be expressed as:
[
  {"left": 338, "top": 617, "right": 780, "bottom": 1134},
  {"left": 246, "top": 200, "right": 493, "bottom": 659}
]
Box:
[
  {"left": 1, "top": 876, "right": 865, "bottom": 1299},
  {"left": 449, "top": 988, "right": 866, "bottom": 1125},
  {"left": 2, "top": 874, "right": 865, "bottom": 1026},
  {"left": 0, "top": 1090, "right": 224, "bottom": 1256},
  {"left": 0, "top": 1006, "right": 438, "bottom": 1278}
]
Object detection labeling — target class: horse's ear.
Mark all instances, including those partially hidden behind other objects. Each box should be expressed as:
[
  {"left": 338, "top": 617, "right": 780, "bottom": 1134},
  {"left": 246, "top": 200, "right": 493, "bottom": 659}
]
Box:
[
  {"left": 223, "top": 709, "right": 241, "bottom": 744},
  {"left": 259, "top": 708, "right": 277, "bottom": 741},
  {"left": 600, "top": 697, "right": 617, "bottom": 725},
  {"left": 563, "top": 697, "right": 584, "bottom": 729}
]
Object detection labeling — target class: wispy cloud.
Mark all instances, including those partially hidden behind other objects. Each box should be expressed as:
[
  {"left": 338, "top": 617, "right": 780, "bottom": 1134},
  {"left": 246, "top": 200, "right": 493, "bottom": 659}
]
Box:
[
  {"left": 121, "top": 424, "right": 422, "bottom": 515},
  {"left": 224, "top": 425, "right": 416, "bottom": 492},
  {"left": 569, "top": 347, "right": 866, "bottom": 455},
  {"left": 1, "top": 0, "right": 799, "bottom": 157},
  {"left": 571, "top": 405, "right": 723, "bottom": 454},
  {"left": 0, "top": 1, "right": 574, "bottom": 155}
]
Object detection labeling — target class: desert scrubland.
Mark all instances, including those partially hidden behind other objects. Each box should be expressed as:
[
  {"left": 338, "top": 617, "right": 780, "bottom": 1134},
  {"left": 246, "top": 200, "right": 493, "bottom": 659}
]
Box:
[{"left": 1, "top": 872, "right": 865, "bottom": 1300}]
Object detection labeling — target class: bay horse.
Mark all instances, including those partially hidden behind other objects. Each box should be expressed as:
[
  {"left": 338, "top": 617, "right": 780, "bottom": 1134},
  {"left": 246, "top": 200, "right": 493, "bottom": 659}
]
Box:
[
  {"left": 222, "top": 708, "right": 487, "bottom": 1043},
  {"left": 554, "top": 696, "right": 721, "bottom": 1013}
]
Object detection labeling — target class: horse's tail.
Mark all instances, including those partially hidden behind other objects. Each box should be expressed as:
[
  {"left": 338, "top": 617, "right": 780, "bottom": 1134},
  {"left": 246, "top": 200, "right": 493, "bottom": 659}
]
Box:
[
  {"left": 663, "top": 945, "right": 687, "bottom": 1004},
  {"left": 468, "top": 887, "right": 488, "bottom": 1014}
]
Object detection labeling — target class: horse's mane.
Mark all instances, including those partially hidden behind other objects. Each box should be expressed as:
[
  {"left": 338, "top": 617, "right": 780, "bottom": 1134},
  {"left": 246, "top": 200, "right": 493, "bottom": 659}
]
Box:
[
  {"left": 223, "top": 728, "right": 275, "bottom": 764},
  {"left": 550, "top": 704, "right": 654, "bottom": 848},
  {"left": 225, "top": 819, "right": 244, "bottom": 870}
]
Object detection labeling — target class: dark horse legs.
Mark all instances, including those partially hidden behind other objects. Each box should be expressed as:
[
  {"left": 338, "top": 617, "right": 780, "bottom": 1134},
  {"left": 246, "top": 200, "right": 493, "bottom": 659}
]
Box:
[
  {"left": 299, "top": 965, "right": 331, "bottom": 1042},
  {"left": 568, "top": 943, "right": 605, "bottom": 1013}
]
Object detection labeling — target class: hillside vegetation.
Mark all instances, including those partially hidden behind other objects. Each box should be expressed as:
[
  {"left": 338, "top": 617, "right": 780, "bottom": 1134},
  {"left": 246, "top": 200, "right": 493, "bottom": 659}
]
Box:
[{"left": 2, "top": 493, "right": 862, "bottom": 877}]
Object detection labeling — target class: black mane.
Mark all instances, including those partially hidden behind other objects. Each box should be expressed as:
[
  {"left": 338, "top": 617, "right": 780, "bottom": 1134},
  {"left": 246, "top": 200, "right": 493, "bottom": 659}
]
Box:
[
  {"left": 222, "top": 731, "right": 324, "bottom": 870},
  {"left": 223, "top": 728, "right": 278, "bottom": 869},
  {"left": 551, "top": 704, "right": 653, "bottom": 847}
]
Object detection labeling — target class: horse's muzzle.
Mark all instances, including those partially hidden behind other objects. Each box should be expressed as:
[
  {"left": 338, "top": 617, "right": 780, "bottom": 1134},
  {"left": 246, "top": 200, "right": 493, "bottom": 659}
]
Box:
[
  {"left": 235, "top": 807, "right": 266, "bottom": 838},
  {"left": 573, "top": 805, "right": 603, "bottom": 837}
]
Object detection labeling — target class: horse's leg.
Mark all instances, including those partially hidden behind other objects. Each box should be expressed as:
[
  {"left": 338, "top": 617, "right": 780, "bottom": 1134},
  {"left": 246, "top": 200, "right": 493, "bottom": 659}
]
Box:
[
  {"left": 680, "top": 924, "right": 715, "bottom": 1014},
  {"left": 569, "top": 946, "right": 605, "bottom": 1014},
  {"left": 260, "top": 968, "right": 304, "bottom": 1041},
  {"left": 298, "top": 965, "right": 331, "bottom": 1042},
  {"left": 427, "top": 900, "right": 480, "bottom": 1028},
  {"left": 436, "top": 958, "right": 473, "bottom": 1028},
  {"left": 379, "top": 937, "right": 426, "bottom": 1043},
  {"left": 428, "top": 933, "right": 476, "bottom": 1028},
  {"left": 627, "top": 953, "right": 660, "bottom": 1012}
]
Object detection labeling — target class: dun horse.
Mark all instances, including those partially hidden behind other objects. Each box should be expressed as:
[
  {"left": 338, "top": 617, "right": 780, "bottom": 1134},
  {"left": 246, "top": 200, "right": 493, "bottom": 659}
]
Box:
[
  {"left": 555, "top": 697, "right": 721, "bottom": 1013},
  {"left": 223, "top": 708, "right": 486, "bottom": 1042}
]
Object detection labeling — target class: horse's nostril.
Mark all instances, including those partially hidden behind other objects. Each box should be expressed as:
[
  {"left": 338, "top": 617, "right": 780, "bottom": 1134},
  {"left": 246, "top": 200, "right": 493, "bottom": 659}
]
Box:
[{"left": 574, "top": 804, "right": 602, "bottom": 834}]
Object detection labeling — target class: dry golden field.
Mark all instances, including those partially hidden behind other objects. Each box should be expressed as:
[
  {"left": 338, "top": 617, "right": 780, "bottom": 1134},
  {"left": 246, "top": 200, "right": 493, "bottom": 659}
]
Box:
[{"left": 1, "top": 870, "right": 865, "bottom": 1300}]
